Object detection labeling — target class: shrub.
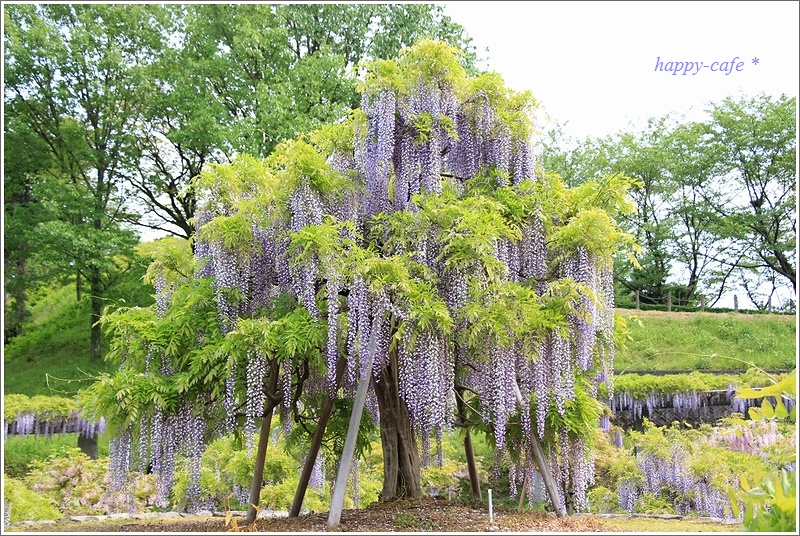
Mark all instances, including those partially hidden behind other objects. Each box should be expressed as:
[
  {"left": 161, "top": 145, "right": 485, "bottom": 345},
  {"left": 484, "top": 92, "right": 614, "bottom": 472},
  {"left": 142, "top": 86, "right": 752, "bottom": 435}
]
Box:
[
  {"left": 3, "top": 434, "right": 84, "bottom": 478},
  {"left": 3, "top": 475, "right": 63, "bottom": 523},
  {"left": 24, "top": 447, "right": 157, "bottom": 516}
]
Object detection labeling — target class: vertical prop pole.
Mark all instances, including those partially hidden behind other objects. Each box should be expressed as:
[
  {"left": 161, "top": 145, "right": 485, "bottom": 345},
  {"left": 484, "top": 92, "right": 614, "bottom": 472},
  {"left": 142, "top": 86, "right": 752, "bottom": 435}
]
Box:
[
  {"left": 328, "top": 326, "right": 377, "bottom": 527},
  {"left": 512, "top": 380, "right": 565, "bottom": 517},
  {"left": 488, "top": 488, "right": 493, "bottom": 524}
]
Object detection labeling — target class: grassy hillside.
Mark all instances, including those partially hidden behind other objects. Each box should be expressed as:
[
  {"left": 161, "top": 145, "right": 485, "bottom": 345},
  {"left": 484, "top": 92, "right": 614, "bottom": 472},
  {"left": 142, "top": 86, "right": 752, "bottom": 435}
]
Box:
[
  {"left": 615, "top": 308, "right": 797, "bottom": 372},
  {"left": 3, "top": 265, "right": 154, "bottom": 397},
  {"left": 3, "top": 282, "right": 796, "bottom": 396}
]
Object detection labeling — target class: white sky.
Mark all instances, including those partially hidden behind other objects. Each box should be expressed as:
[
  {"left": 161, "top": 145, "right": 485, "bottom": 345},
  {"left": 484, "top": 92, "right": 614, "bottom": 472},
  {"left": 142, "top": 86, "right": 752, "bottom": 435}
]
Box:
[{"left": 442, "top": 0, "right": 800, "bottom": 141}]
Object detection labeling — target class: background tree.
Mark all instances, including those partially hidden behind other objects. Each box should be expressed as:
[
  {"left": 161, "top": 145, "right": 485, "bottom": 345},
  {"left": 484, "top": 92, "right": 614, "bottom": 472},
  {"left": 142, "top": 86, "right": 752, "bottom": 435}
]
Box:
[
  {"left": 3, "top": 114, "right": 51, "bottom": 341},
  {"left": 130, "top": 3, "right": 477, "bottom": 239},
  {"left": 540, "top": 93, "right": 796, "bottom": 311},
  {"left": 701, "top": 94, "right": 796, "bottom": 309},
  {"left": 3, "top": 4, "right": 171, "bottom": 359}
]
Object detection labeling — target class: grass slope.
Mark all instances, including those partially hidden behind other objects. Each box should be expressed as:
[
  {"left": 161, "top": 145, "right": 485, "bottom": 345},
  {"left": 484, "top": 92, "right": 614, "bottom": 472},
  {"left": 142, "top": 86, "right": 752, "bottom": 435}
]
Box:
[
  {"left": 3, "top": 266, "right": 154, "bottom": 396},
  {"left": 615, "top": 308, "right": 797, "bottom": 372}
]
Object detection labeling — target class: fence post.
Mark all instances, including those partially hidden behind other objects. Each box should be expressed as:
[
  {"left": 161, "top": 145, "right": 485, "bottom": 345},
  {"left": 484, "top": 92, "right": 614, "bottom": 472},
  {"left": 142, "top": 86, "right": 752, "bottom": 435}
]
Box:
[
  {"left": 667, "top": 291, "right": 672, "bottom": 312},
  {"left": 635, "top": 290, "right": 640, "bottom": 310},
  {"left": 733, "top": 295, "right": 738, "bottom": 312},
  {"left": 700, "top": 295, "right": 706, "bottom": 312},
  {"left": 767, "top": 297, "right": 772, "bottom": 313}
]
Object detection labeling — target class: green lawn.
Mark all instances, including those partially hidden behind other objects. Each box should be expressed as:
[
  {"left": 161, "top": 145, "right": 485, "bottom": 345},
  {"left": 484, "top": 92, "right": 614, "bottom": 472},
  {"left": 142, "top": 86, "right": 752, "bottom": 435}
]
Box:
[{"left": 614, "top": 308, "right": 796, "bottom": 372}]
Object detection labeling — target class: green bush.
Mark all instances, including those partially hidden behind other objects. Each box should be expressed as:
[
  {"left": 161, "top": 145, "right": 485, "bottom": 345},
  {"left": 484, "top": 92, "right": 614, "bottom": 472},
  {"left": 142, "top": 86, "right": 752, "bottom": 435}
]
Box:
[
  {"left": 587, "top": 486, "right": 618, "bottom": 513},
  {"left": 24, "top": 447, "right": 156, "bottom": 516},
  {"left": 4, "top": 434, "right": 83, "bottom": 478},
  {"left": 3, "top": 475, "right": 63, "bottom": 523}
]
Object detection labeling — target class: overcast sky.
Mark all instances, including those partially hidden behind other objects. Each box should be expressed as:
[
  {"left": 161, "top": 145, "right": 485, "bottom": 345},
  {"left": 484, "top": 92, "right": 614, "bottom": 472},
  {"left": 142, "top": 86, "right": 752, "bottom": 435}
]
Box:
[{"left": 442, "top": 1, "right": 799, "bottom": 141}]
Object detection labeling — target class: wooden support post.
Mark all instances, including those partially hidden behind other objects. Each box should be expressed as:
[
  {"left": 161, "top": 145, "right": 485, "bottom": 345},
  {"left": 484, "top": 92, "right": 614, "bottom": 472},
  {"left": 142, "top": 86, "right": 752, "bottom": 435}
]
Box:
[
  {"left": 511, "top": 381, "right": 565, "bottom": 517},
  {"left": 635, "top": 290, "right": 640, "bottom": 310},
  {"left": 734, "top": 294, "right": 739, "bottom": 312},
  {"left": 700, "top": 294, "right": 706, "bottom": 311},
  {"left": 667, "top": 291, "right": 672, "bottom": 312}
]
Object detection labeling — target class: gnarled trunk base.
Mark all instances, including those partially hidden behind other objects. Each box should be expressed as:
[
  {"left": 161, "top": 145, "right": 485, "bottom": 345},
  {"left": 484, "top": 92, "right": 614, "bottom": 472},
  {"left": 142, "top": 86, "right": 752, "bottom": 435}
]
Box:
[{"left": 373, "top": 355, "right": 421, "bottom": 501}]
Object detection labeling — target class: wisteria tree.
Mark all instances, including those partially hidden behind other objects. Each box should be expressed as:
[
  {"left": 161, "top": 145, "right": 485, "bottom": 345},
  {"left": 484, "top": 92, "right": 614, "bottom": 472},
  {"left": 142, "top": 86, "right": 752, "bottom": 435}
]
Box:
[{"left": 80, "top": 40, "right": 636, "bottom": 523}]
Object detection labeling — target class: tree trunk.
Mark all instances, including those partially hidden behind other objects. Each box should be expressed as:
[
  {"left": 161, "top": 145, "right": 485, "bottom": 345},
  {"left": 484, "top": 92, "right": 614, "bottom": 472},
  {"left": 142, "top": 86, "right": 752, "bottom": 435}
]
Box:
[
  {"left": 455, "top": 390, "right": 481, "bottom": 499},
  {"left": 290, "top": 356, "right": 345, "bottom": 517},
  {"left": 89, "top": 267, "right": 103, "bottom": 361},
  {"left": 372, "top": 349, "right": 422, "bottom": 501},
  {"left": 246, "top": 362, "right": 281, "bottom": 525}
]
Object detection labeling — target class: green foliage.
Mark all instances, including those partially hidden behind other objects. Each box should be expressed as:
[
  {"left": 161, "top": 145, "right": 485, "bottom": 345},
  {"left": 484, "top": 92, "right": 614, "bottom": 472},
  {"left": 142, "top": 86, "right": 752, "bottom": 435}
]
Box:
[
  {"left": 23, "top": 447, "right": 158, "bottom": 516},
  {"left": 169, "top": 430, "right": 368, "bottom": 513},
  {"left": 727, "top": 369, "right": 796, "bottom": 532},
  {"left": 734, "top": 468, "right": 796, "bottom": 532},
  {"left": 2, "top": 394, "right": 77, "bottom": 422},
  {"left": 2, "top": 261, "right": 153, "bottom": 395},
  {"left": 541, "top": 94, "right": 795, "bottom": 310},
  {"left": 3, "top": 433, "right": 109, "bottom": 479},
  {"left": 3, "top": 475, "right": 63, "bottom": 523},
  {"left": 587, "top": 486, "right": 618, "bottom": 514}
]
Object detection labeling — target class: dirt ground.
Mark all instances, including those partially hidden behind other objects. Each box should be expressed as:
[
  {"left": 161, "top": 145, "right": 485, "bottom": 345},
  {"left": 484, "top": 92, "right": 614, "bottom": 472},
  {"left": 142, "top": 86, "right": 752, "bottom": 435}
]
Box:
[{"left": 8, "top": 498, "right": 614, "bottom": 533}]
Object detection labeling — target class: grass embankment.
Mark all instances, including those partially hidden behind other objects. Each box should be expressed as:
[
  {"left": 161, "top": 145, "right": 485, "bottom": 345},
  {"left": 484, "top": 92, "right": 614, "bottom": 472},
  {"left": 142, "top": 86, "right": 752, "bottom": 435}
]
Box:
[
  {"left": 4, "top": 270, "right": 153, "bottom": 396},
  {"left": 615, "top": 308, "right": 796, "bottom": 372}
]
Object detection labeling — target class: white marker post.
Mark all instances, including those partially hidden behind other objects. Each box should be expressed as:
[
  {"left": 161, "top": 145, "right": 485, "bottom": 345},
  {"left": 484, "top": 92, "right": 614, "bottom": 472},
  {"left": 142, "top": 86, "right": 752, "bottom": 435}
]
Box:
[{"left": 488, "top": 488, "right": 493, "bottom": 524}]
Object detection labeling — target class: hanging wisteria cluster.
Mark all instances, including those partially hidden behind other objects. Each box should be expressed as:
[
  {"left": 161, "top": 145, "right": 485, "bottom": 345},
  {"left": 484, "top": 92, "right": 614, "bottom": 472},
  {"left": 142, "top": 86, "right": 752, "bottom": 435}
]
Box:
[
  {"left": 3, "top": 412, "right": 105, "bottom": 440},
  {"left": 617, "top": 448, "right": 738, "bottom": 519},
  {"left": 605, "top": 386, "right": 796, "bottom": 426}
]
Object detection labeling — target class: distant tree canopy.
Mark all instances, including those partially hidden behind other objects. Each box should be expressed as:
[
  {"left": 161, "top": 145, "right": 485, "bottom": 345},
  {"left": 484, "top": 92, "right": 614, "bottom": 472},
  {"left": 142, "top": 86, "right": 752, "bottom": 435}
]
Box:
[
  {"left": 80, "top": 40, "right": 637, "bottom": 521},
  {"left": 541, "top": 94, "right": 796, "bottom": 312}
]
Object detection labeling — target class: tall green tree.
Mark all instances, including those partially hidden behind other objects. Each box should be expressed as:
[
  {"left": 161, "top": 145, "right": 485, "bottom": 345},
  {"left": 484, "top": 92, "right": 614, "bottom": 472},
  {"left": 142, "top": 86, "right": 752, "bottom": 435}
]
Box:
[
  {"left": 131, "top": 3, "right": 477, "bottom": 239},
  {"left": 3, "top": 4, "right": 170, "bottom": 359},
  {"left": 3, "top": 114, "right": 51, "bottom": 341},
  {"left": 701, "top": 94, "right": 796, "bottom": 309}
]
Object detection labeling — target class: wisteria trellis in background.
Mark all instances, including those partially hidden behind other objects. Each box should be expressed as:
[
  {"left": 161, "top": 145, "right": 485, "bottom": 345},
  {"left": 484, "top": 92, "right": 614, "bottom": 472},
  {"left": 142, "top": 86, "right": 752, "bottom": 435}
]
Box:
[{"left": 83, "top": 40, "right": 637, "bottom": 517}]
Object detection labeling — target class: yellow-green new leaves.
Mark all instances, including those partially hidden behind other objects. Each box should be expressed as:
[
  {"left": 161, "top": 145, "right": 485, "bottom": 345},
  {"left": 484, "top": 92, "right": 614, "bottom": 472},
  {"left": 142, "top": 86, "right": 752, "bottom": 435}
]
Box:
[
  {"left": 193, "top": 154, "right": 279, "bottom": 218},
  {"left": 287, "top": 216, "right": 362, "bottom": 277},
  {"left": 736, "top": 368, "right": 797, "bottom": 399},
  {"left": 359, "top": 39, "right": 467, "bottom": 95},
  {"left": 737, "top": 369, "right": 796, "bottom": 423},
  {"left": 223, "top": 308, "right": 327, "bottom": 371},
  {"left": 542, "top": 172, "right": 640, "bottom": 264},
  {"left": 732, "top": 468, "right": 797, "bottom": 532},
  {"left": 141, "top": 236, "right": 194, "bottom": 286},
  {"left": 3, "top": 394, "right": 78, "bottom": 422}
]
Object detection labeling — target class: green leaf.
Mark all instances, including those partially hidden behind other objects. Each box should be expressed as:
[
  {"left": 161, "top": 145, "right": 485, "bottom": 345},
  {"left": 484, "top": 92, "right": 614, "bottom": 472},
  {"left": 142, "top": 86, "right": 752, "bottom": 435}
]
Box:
[
  {"left": 761, "top": 398, "right": 776, "bottom": 419},
  {"left": 774, "top": 397, "right": 789, "bottom": 419},
  {"left": 727, "top": 486, "right": 741, "bottom": 519}
]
